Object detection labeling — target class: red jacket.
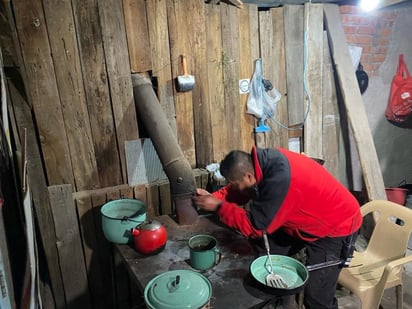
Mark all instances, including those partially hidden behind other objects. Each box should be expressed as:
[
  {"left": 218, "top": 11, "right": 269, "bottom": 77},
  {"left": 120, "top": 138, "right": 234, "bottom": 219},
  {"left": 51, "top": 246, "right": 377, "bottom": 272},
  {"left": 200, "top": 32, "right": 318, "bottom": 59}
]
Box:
[{"left": 213, "top": 147, "right": 362, "bottom": 241}]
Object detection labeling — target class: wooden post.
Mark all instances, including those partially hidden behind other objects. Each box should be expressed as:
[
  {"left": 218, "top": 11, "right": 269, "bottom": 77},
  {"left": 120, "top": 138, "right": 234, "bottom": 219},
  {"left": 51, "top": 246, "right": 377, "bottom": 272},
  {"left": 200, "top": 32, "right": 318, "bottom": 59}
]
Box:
[{"left": 323, "top": 4, "right": 386, "bottom": 200}]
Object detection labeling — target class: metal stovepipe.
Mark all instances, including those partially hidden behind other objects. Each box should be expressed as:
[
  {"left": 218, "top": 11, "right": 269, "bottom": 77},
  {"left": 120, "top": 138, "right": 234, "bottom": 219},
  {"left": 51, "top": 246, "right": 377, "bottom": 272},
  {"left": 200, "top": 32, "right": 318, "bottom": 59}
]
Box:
[{"left": 131, "top": 74, "right": 198, "bottom": 225}]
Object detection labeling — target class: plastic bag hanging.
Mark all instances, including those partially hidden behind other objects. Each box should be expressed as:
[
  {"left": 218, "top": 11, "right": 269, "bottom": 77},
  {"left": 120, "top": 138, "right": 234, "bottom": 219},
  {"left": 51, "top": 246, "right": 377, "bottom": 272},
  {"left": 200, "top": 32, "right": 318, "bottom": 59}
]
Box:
[{"left": 247, "top": 59, "right": 281, "bottom": 132}]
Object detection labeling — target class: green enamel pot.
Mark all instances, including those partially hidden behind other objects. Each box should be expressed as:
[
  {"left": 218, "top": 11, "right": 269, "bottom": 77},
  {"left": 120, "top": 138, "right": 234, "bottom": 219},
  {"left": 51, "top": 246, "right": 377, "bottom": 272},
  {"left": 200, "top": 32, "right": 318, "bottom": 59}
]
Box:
[
  {"left": 144, "top": 269, "right": 212, "bottom": 309},
  {"left": 100, "top": 199, "right": 146, "bottom": 244}
]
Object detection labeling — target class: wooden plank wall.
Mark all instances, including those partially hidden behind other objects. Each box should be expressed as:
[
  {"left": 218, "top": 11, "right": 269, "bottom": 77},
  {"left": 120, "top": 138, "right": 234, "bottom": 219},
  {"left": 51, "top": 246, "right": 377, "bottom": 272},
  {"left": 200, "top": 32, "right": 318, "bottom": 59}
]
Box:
[{"left": 8, "top": 1, "right": 261, "bottom": 193}]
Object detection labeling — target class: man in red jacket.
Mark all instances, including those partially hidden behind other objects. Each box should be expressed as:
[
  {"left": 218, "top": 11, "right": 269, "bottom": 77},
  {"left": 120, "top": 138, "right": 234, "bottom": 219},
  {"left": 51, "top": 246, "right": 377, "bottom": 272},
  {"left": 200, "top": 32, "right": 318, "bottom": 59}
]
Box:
[{"left": 193, "top": 146, "right": 362, "bottom": 309}]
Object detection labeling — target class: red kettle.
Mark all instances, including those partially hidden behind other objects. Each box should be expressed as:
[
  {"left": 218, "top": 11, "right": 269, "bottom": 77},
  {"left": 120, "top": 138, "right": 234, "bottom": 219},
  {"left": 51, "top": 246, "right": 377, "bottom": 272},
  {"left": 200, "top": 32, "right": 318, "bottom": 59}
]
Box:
[{"left": 131, "top": 220, "right": 167, "bottom": 255}]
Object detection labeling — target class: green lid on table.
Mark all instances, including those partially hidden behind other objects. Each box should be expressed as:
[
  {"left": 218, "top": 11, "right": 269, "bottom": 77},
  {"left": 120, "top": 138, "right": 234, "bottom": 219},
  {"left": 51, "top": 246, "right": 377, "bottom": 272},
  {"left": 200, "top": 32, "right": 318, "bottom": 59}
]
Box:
[{"left": 144, "top": 269, "right": 212, "bottom": 309}]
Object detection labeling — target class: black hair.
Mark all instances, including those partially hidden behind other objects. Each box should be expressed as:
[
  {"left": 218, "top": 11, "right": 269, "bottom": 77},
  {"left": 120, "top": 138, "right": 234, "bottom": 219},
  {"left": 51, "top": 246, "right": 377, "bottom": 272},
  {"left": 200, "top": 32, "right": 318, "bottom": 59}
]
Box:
[{"left": 220, "top": 150, "right": 254, "bottom": 182}]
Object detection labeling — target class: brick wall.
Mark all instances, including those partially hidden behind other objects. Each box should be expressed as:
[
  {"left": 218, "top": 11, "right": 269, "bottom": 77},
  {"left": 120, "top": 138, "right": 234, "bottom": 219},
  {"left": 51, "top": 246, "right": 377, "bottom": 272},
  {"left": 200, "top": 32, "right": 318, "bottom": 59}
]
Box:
[{"left": 340, "top": 5, "right": 398, "bottom": 76}]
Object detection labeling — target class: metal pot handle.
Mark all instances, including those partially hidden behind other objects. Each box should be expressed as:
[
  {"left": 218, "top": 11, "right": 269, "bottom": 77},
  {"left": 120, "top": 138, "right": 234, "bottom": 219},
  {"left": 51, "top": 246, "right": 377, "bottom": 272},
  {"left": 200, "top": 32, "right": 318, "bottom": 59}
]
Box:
[{"left": 306, "top": 259, "right": 342, "bottom": 271}]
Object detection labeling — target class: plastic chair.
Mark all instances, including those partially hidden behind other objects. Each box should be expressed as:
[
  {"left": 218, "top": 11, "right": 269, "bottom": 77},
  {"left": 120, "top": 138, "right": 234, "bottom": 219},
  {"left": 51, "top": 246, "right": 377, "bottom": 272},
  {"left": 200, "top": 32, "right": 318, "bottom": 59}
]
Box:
[{"left": 338, "top": 200, "right": 412, "bottom": 309}]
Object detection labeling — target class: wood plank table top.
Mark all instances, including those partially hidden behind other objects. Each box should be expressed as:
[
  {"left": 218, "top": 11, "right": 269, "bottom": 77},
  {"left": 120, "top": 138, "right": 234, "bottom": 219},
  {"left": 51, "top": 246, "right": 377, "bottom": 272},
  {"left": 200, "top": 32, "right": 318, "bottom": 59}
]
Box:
[{"left": 115, "top": 214, "right": 277, "bottom": 308}]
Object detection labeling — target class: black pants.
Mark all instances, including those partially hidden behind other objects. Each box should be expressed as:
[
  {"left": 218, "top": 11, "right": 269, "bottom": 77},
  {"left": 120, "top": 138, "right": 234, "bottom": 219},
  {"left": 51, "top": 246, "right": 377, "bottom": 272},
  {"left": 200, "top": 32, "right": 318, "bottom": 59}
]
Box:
[{"left": 267, "top": 230, "right": 358, "bottom": 309}]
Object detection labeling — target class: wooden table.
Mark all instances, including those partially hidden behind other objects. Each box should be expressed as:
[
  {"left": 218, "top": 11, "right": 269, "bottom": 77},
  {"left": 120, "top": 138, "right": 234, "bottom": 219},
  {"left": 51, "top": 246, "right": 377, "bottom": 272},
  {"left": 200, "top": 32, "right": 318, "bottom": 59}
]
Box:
[{"left": 115, "top": 214, "right": 280, "bottom": 308}]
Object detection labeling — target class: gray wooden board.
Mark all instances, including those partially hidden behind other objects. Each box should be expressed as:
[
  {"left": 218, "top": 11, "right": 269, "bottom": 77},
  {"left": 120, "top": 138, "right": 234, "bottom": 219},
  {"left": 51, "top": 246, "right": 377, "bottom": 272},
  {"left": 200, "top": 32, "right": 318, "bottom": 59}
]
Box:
[
  {"left": 98, "top": 0, "right": 139, "bottom": 181},
  {"left": 42, "top": 0, "right": 99, "bottom": 191},
  {"left": 303, "top": 3, "right": 323, "bottom": 159},
  {"left": 72, "top": 0, "right": 123, "bottom": 188},
  {"left": 0, "top": 201, "right": 15, "bottom": 309},
  {"left": 146, "top": 0, "right": 177, "bottom": 135},
  {"left": 7, "top": 79, "right": 66, "bottom": 307},
  {"left": 284, "top": 5, "right": 305, "bottom": 127},
  {"left": 125, "top": 139, "right": 167, "bottom": 186},
  {"left": 48, "top": 184, "right": 92, "bottom": 309},
  {"left": 269, "top": 7, "right": 289, "bottom": 149},
  {"left": 74, "top": 192, "right": 108, "bottom": 309},
  {"left": 322, "top": 30, "right": 345, "bottom": 182},
  {"left": 323, "top": 4, "right": 386, "bottom": 200}
]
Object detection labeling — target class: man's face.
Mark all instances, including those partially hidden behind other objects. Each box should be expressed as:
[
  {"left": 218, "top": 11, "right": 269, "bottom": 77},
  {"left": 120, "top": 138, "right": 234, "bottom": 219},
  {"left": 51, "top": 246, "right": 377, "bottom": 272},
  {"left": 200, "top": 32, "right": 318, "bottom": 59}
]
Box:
[{"left": 228, "top": 172, "right": 256, "bottom": 197}]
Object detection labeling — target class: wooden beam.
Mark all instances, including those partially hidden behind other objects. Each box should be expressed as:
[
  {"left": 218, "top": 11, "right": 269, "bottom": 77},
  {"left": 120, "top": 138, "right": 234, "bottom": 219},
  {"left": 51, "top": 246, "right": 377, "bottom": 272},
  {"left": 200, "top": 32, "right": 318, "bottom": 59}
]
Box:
[{"left": 323, "top": 4, "right": 386, "bottom": 201}]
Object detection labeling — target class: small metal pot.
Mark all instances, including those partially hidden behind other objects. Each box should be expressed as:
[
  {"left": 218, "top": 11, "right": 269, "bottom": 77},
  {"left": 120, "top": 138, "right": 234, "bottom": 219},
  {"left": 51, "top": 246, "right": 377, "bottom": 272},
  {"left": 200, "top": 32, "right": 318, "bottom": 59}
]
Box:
[{"left": 144, "top": 269, "right": 212, "bottom": 309}]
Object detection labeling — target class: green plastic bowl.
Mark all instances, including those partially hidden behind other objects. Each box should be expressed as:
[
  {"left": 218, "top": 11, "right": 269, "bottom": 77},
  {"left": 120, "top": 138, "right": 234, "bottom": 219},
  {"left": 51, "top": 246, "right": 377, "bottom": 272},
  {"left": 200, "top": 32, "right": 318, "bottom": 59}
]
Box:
[{"left": 101, "top": 199, "right": 146, "bottom": 244}]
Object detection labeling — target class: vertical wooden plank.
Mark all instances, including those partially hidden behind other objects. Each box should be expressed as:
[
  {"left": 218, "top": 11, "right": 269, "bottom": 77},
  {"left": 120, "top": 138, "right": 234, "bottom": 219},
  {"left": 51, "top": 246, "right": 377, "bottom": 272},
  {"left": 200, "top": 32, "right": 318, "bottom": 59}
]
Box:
[
  {"left": 284, "top": 5, "right": 305, "bottom": 127},
  {"left": 107, "top": 188, "right": 121, "bottom": 202},
  {"left": 123, "top": 0, "right": 152, "bottom": 73},
  {"left": 238, "top": 4, "right": 258, "bottom": 152},
  {"left": 205, "top": 3, "right": 227, "bottom": 162},
  {"left": 98, "top": 0, "right": 139, "bottom": 181},
  {"left": 12, "top": 0, "right": 75, "bottom": 187},
  {"left": 75, "top": 192, "right": 108, "bottom": 309},
  {"left": 166, "top": 0, "right": 196, "bottom": 166},
  {"left": 322, "top": 31, "right": 342, "bottom": 180},
  {"left": 2, "top": 1, "right": 30, "bottom": 101},
  {"left": 145, "top": 183, "right": 159, "bottom": 218},
  {"left": 91, "top": 193, "right": 115, "bottom": 308},
  {"left": 103, "top": 190, "right": 129, "bottom": 309},
  {"left": 259, "top": 10, "right": 280, "bottom": 148},
  {"left": 248, "top": 7, "right": 265, "bottom": 148},
  {"left": 6, "top": 80, "right": 66, "bottom": 307},
  {"left": 221, "top": 3, "right": 242, "bottom": 151},
  {"left": 42, "top": 0, "right": 99, "bottom": 191},
  {"left": 257, "top": 12, "right": 272, "bottom": 148},
  {"left": 269, "top": 7, "right": 288, "bottom": 149},
  {"left": 72, "top": 0, "right": 123, "bottom": 187},
  {"left": 120, "top": 186, "right": 134, "bottom": 199},
  {"left": 134, "top": 185, "right": 148, "bottom": 206},
  {"left": 191, "top": 0, "right": 213, "bottom": 167},
  {"left": 113, "top": 248, "right": 131, "bottom": 309},
  {"left": 146, "top": 0, "right": 177, "bottom": 135},
  {"left": 158, "top": 180, "right": 172, "bottom": 215},
  {"left": 0, "top": 199, "right": 16, "bottom": 309},
  {"left": 193, "top": 168, "right": 209, "bottom": 189},
  {"left": 303, "top": 3, "right": 323, "bottom": 158},
  {"left": 48, "top": 185, "right": 92, "bottom": 309},
  {"left": 323, "top": 4, "right": 386, "bottom": 200}
]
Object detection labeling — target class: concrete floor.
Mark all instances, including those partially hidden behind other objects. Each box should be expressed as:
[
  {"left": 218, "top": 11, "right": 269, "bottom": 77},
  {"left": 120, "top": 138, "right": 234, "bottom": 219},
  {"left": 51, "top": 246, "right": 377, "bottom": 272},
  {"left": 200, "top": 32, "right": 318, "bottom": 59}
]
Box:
[{"left": 337, "top": 249, "right": 412, "bottom": 309}]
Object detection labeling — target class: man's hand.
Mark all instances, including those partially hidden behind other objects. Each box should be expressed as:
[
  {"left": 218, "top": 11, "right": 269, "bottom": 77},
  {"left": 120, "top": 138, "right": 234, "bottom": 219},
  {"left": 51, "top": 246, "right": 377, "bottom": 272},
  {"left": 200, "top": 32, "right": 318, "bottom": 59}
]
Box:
[{"left": 192, "top": 188, "right": 222, "bottom": 212}]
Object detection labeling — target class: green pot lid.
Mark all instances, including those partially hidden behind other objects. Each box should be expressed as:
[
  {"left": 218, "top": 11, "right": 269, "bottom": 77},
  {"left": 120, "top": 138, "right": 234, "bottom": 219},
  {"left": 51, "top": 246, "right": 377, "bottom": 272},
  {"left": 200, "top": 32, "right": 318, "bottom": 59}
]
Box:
[{"left": 144, "top": 269, "right": 212, "bottom": 309}]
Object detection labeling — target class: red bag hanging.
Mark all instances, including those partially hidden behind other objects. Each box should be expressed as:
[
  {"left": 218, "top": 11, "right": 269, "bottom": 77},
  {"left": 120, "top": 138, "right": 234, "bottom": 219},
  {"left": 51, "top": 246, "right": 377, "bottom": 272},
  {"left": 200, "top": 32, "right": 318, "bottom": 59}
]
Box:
[{"left": 385, "top": 54, "right": 412, "bottom": 123}]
